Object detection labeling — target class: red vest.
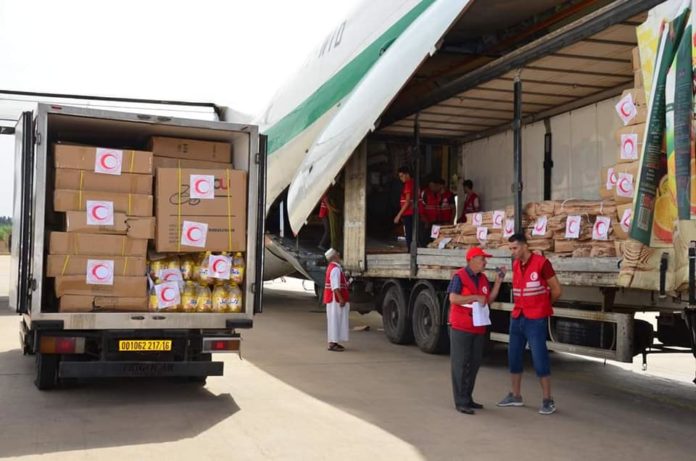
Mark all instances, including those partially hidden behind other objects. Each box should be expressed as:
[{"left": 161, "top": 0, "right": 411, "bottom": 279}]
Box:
[
  {"left": 459, "top": 192, "right": 480, "bottom": 222},
  {"left": 319, "top": 195, "right": 329, "bottom": 218},
  {"left": 323, "top": 262, "right": 349, "bottom": 304},
  {"left": 449, "top": 268, "right": 490, "bottom": 335},
  {"left": 440, "top": 190, "right": 455, "bottom": 223},
  {"left": 511, "top": 254, "right": 553, "bottom": 319},
  {"left": 421, "top": 189, "right": 441, "bottom": 223}
]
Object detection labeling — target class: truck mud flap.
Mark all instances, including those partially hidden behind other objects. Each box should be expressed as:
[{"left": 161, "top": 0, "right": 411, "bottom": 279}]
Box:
[{"left": 58, "top": 360, "right": 223, "bottom": 378}]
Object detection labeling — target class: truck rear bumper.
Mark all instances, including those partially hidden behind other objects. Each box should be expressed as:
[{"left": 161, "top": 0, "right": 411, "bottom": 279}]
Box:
[{"left": 58, "top": 360, "right": 223, "bottom": 378}]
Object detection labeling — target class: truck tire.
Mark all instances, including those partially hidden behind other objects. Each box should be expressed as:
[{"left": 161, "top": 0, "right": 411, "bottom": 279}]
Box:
[
  {"left": 412, "top": 288, "right": 449, "bottom": 354},
  {"left": 381, "top": 283, "right": 413, "bottom": 344},
  {"left": 35, "top": 353, "right": 59, "bottom": 390}
]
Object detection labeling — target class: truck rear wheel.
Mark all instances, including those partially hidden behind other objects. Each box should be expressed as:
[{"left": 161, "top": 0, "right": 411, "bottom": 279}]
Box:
[
  {"left": 381, "top": 283, "right": 413, "bottom": 344},
  {"left": 412, "top": 289, "right": 449, "bottom": 354},
  {"left": 35, "top": 353, "right": 59, "bottom": 390}
]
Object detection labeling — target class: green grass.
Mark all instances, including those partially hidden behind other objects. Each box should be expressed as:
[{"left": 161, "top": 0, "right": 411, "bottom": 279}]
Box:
[{"left": 0, "top": 224, "right": 11, "bottom": 242}]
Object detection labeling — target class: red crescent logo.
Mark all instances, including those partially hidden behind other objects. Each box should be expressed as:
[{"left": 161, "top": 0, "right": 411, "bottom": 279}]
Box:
[
  {"left": 595, "top": 221, "right": 607, "bottom": 235},
  {"left": 505, "top": 222, "right": 514, "bottom": 233},
  {"left": 622, "top": 138, "right": 634, "bottom": 155},
  {"left": 620, "top": 101, "right": 633, "bottom": 117},
  {"left": 569, "top": 220, "right": 578, "bottom": 233},
  {"left": 494, "top": 214, "right": 503, "bottom": 226},
  {"left": 622, "top": 212, "right": 632, "bottom": 228},
  {"left": 618, "top": 177, "right": 631, "bottom": 194},
  {"left": 163, "top": 272, "right": 176, "bottom": 281},
  {"left": 609, "top": 171, "right": 617, "bottom": 185},
  {"left": 186, "top": 226, "right": 201, "bottom": 242},
  {"left": 161, "top": 287, "right": 175, "bottom": 302},
  {"left": 91, "top": 205, "right": 107, "bottom": 221},
  {"left": 535, "top": 221, "right": 545, "bottom": 232},
  {"left": 212, "top": 259, "right": 227, "bottom": 273},
  {"left": 482, "top": 286, "right": 489, "bottom": 294},
  {"left": 194, "top": 178, "right": 210, "bottom": 195},
  {"left": 100, "top": 153, "right": 117, "bottom": 170},
  {"left": 530, "top": 272, "right": 539, "bottom": 281},
  {"left": 91, "top": 264, "right": 109, "bottom": 280}
]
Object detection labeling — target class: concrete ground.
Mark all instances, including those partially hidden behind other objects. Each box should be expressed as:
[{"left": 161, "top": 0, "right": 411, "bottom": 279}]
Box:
[{"left": 0, "top": 261, "right": 695, "bottom": 460}]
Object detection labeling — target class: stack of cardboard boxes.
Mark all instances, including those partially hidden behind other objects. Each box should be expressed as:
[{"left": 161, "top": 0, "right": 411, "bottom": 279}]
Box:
[{"left": 47, "top": 145, "right": 155, "bottom": 312}]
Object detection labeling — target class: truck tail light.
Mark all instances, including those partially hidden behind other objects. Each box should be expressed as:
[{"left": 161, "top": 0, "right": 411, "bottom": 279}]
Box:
[
  {"left": 39, "top": 336, "right": 86, "bottom": 354},
  {"left": 202, "top": 338, "right": 241, "bottom": 355}
]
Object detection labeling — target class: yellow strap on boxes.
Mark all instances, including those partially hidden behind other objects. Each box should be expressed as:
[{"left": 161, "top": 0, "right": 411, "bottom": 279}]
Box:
[
  {"left": 60, "top": 255, "right": 70, "bottom": 276},
  {"left": 226, "top": 169, "right": 232, "bottom": 251},
  {"left": 121, "top": 238, "right": 126, "bottom": 257},
  {"left": 122, "top": 256, "right": 129, "bottom": 276},
  {"left": 177, "top": 167, "right": 182, "bottom": 251},
  {"left": 129, "top": 150, "right": 136, "bottom": 173},
  {"left": 78, "top": 170, "right": 85, "bottom": 211},
  {"left": 128, "top": 194, "right": 132, "bottom": 215}
]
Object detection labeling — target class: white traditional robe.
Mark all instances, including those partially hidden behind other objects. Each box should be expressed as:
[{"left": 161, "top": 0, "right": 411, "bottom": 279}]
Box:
[{"left": 327, "top": 264, "right": 350, "bottom": 343}]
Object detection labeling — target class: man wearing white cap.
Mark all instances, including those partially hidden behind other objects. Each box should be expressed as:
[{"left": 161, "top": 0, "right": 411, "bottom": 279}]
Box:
[{"left": 324, "top": 248, "right": 350, "bottom": 351}]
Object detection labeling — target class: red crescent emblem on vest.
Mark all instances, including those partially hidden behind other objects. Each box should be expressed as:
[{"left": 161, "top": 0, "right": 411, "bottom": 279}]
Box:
[
  {"left": 530, "top": 272, "right": 539, "bottom": 281},
  {"left": 91, "top": 264, "right": 109, "bottom": 280},
  {"left": 194, "top": 178, "right": 210, "bottom": 195},
  {"left": 100, "top": 153, "right": 118, "bottom": 171},
  {"left": 618, "top": 176, "right": 631, "bottom": 194},
  {"left": 160, "top": 287, "right": 175, "bottom": 303},
  {"left": 482, "top": 286, "right": 489, "bottom": 294}
]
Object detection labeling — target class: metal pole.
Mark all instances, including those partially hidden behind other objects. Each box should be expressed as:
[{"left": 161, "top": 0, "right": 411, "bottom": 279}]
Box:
[
  {"left": 513, "top": 74, "right": 523, "bottom": 233},
  {"left": 411, "top": 113, "right": 421, "bottom": 278}
]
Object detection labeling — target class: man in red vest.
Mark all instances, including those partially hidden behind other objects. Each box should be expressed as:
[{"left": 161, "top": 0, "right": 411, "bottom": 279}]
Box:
[
  {"left": 324, "top": 248, "right": 350, "bottom": 351},
  {"left": 458, "top": 179, "right": 481, "bottom": 223},
  {"left": 421, "top": 177, "right": 441, "bottom": 237},
  {"left": 497, "top": 233, "right": 562, "bottom": 415},
  {"left": 448, "top": 247, "right": 506, "bottom": 414},
  {"left": 394, "top": 166, "right": 416, "bottom": 250},
  {"left": 438, "top": 178, "right": 455, "bottom": 225}
]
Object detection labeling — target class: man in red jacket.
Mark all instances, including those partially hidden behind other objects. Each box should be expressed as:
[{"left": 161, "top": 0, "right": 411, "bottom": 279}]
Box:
[
  {"left": 448, "top": 247, "right": 505, "bottom": 414},
  {"left": 458, "top": 179, "right": 481, "bottom": 223},
  {"left": 497, "top": 233, "right": 562, "bottom": 415}
]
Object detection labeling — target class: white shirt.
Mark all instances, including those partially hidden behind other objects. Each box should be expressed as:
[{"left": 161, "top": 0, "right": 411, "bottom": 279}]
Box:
[{"left": 330, "top": 264, "right": 342, "bottom": 291}]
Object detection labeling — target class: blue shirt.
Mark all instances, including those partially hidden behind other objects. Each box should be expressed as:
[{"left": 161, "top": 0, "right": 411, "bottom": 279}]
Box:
[{"left": 447, "top": 267, "right": 478, "bottom": 294}]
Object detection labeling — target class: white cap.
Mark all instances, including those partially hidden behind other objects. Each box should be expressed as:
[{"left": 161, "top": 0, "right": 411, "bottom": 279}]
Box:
[{"left": 325, "top": 248, "right": 338, "bottom": 260}]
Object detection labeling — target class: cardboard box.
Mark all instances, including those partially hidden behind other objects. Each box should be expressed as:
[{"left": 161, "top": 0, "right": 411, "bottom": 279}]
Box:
[
  {"left": 65, "top": 212, "right": 155, "bottom": 239},
  {"left": 47, "top": 255, "right": 147, "bottom": 277},
  {"left": 50, "top": 232, "right": 148, "bottom": 256},
  {"left": 614, "top": 123, "right": 645, "bottom": 164},
  {"left": 59, "top": 296, "right": 148, "bottom": 313},
  {"left": 154, "top": 156, "right": 232, "bottom": 170},
  {"left": 155, "top": 168, "right": 246, "bottom": 216},
  {"left": 155, "top": 215, "right": 246, "bottom": 252},
  {"left": 54, "top": 144, "right": 153, "bottom": 174},
  {"left": 55, "top": 169, "right": 152, "bottom": 194},
  {"left": 54, "top": 276, "right": 147, "bottom": 297},
  {"left": 621, "top": 88, "right": 646, "bottom": 107},
  {"left": 149, "top": 137, "right": 232, "bottom": 163},
  {"left": 54, "top": 190, "right": 153, "bottom": 217},
  {"left": 634, "top": 69, "right": 643, "bottom": 88},
  {"left": 614, "top": 123, "right": 646, "bottom": 145}
]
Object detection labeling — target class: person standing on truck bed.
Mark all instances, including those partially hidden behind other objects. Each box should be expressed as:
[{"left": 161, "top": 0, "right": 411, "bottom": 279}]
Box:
[
  {"left": 394, "top": 166, "right": 417, "bottom": 251},
  {"left": 318, "top": 193, "right": 336, "bottom": 251},
  {"left": 421, "top": 177, "right": 441, "bottom": 240},
  {"left": 448, "top": 247, "right": 505, "bottom": 415},
  {"left": 498, "top": 233, "right": 562, "bottom": 415},
  {"left": 458, "top": 179, "right": 480, "bottom": 223},
  {"left": 324, "top": 248, "right": 350, "bottom": 352},
  {"left": 438, "top": 178, "right": 455, "bottom": 225}
]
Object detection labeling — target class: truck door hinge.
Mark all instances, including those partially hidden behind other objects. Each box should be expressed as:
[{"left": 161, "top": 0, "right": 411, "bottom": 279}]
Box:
[
  {"left": 34, "top": 130, "right": 41, "bottom": 146},
  {"left": 255, "top": 153, "right": 261, "bottom": 164}
]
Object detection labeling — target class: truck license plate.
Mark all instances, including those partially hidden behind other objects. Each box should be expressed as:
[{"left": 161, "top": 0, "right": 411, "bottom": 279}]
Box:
[{"left": 118, "top": 340, "right": 172, "bottom": 352}]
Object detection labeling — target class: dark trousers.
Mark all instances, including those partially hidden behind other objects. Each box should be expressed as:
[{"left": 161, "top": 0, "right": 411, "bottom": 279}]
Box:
[
  {"left": 319, "top": 216, "right": 330, "bottom": 248},
  {"left": 450, "top": 327, "right": 485, "bottom": 408},
  {"left": 403, "top": 215, "right": 414, "bottom": 251}
]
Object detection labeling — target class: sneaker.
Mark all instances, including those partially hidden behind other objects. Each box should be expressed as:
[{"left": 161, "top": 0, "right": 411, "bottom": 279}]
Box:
[
  {"left": 539, "top": 399, "right": 556, "bottom": 415},
  {"left": 497, "top": 393, "right": 524, "bottom": 407}
]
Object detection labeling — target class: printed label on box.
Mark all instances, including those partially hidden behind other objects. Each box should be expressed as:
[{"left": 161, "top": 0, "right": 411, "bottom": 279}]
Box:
[
  {"left": 620, "top": 208, "right": 633, "bottom": 233},
  {"left": 86, "top": 200, "right": 114, "bottom": 226},
  {"left": 615, "top": 94, "right": 637, "bottom": 125},
  {"left": 620, "top": 134, "right": 639, "bottom": 160},
  {"left": 94, "top": 148, "right": 123, "bottom": 175},
  {"left": 86, "top": 259, "right": 114, "bottom": 285},
  {"left": 180, "top": 221, "right": 208, "bottom": 248},
  {"left": 430, "top": 225, "right": 441, "bottom": 239},
  {"left": 209, "top": 255, "right": 232, "bottom": 279},
  {"left": 190, "top": 174, "right": 215, "bottom": 200},
  {"left": 472, "top": 213, "right": 483, "bottom": 226},
  {"left": 532, "top": 216, "right": 548, "bottom": 236},
  {"left": 155, "top": 281, "right": 180, "bottom": 309},
  {"left": 616, "top": 173, "right": 635, "bottom": 198},
  {"left": 503, "top": 219, "right": 515, "bottom": 238},
  {"left": 476, "top": 227, "right": 488, "bottom": 242},
  {"left": 492, "top": 210, "right": 505, "bottom": 229},
  {"left": 593, "top": 216, "right": 611, "bottom": 241},
  {"left": 606, "top": 167, "right": 618, "bottom": 190}
]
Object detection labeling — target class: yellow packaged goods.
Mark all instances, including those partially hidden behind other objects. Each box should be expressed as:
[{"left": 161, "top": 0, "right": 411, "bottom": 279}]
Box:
[
  {"left": 54, "top": 144, "right": 153, "bottom": 174},
  {"left": 49, "top": 232, "right": 147, "bottom": 256},
  {"left": 149, "top": 137, "right": 232, "bottom": 164},
  {"left": 54, "top": 276, "right": 147, "bottom": 297},
  {"left": 65, "top": 212, "right": 155, "bottom": 239},
  {"left": 55, "top": 169, "right": 153, "bottom": 194},
  {"left": 181, "top": 281, "right": 198, "bottom": 313},
  {"left": 196, "top": 285, "right": 213, "bottom": 312},
  {"left": 54, "top": 190, "right": 153, "bottom": 217},
  {"left": 154, "top": 156, "right": 232, "bottom": 170},
  {"left": 228, "top": 283, "right": 243, "bottom": 313},
  {"left": 155, "top": 168, "right": 247, "bottom": 252},
  {"left": 59, "top": 296, "right": 148, "bottom": 313},
  {"left": 46, "top": 255, "right": 146, "bottom": 277}
]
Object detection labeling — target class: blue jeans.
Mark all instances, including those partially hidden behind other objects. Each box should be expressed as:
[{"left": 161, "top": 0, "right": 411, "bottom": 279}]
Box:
[{"left": 508, "top": 315, "right": 551, "bottom": 377}]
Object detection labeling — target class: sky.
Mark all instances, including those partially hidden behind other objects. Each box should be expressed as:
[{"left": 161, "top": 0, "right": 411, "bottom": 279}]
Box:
[{"left": 0, "top": 0, "right": 362, "bottom": 216}]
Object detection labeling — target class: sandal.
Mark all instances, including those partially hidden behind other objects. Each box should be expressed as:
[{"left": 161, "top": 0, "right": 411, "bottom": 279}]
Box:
[{"left": 328, "top": 343, "right": 345, "bottom": 352}]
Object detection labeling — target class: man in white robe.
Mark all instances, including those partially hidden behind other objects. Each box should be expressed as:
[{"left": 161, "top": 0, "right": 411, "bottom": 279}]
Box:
[{"left": 324, "top": 248, "right": 349, "bottom": 351}]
